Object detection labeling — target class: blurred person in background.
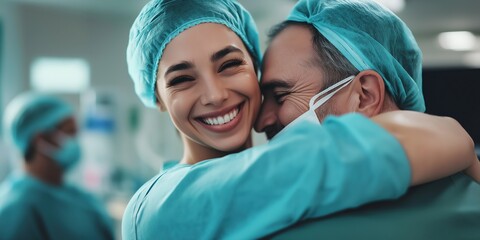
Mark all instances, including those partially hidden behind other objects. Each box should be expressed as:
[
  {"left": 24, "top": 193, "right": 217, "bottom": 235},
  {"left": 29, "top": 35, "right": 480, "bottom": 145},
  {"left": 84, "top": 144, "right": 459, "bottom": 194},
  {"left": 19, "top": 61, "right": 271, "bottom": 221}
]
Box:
[
  {"left": 0, "top": 92, "right": 114, "bottom": 240},
  {"left": 122, "top": 0, "right": 479, "bottom": 239}
]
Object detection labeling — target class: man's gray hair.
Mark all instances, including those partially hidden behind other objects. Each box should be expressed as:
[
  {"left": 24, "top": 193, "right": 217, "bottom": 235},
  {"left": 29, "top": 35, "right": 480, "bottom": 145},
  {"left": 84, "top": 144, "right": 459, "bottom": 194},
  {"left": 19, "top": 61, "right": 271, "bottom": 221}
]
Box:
[{"left": 268, "top": 21, "right": 358, "bottom": 90}]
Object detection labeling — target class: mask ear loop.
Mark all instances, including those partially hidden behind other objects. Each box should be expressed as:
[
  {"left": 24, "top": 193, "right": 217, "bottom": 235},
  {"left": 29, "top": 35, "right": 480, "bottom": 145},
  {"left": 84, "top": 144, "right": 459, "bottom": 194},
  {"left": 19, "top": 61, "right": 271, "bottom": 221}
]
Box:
[{"left": 309, "top": 75, "right": 356, "bottom": 110}]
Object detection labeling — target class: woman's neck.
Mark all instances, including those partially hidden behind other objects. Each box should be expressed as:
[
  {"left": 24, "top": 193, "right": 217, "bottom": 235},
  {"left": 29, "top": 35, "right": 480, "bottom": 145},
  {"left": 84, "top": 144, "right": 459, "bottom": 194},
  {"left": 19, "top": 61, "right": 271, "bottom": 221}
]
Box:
[{"left": 180, "top": 135, "right": 252, "bottom": 165}]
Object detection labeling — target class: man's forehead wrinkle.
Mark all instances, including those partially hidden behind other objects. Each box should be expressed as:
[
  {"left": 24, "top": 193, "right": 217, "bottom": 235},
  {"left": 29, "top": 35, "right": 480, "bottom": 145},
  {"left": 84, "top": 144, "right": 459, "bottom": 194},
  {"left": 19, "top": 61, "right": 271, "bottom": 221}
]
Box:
[
  {"left": 264, "top": 71, "right": 322, "bottom": 99},
  {"left": 288, "top": 80, "right": 320, "bottom": 101},
  {"left": 294, "top": 67, "right": 325, "bottom": 90}
]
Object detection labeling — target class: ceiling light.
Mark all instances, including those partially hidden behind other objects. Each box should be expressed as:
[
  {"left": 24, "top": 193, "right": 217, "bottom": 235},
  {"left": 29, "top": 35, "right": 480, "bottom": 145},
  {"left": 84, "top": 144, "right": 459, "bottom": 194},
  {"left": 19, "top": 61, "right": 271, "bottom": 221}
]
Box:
[
  {"left": 438, "top": 31, "right": 477, "bottom": 51},
  {"left": 31, "top": 57, "right": 90, "bottom": 93}
]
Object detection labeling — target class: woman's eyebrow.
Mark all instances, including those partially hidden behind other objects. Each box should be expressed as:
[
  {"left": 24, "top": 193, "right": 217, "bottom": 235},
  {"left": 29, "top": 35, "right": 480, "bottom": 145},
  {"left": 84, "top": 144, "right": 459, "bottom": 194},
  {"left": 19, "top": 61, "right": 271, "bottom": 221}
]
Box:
[
  {"left": 211, "top": 45, "right": 243, "bottom": 62},
  {"left": 164, "top": 61, "right": 194, "bottom": 77}
]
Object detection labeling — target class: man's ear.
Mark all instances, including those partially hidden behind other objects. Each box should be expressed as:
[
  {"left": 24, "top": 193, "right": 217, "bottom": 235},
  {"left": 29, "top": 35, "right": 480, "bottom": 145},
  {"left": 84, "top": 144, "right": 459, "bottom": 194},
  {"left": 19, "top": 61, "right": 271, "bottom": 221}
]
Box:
[
  {"left": 352, "top": 70, "right": 385, "bottom": 117},
  {"left": 26, "top": 133, "right": 48, "bottom": 161},
  {"left": 29, "top": 134, "right": 42, "bottom": 152}
]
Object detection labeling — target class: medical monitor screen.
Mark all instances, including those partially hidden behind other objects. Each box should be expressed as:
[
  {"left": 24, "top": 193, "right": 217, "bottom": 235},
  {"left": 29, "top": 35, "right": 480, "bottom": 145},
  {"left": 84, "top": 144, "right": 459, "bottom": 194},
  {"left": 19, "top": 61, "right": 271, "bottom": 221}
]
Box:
[{"left": 422, "top": 68, "right": 480, "bottom": 144}]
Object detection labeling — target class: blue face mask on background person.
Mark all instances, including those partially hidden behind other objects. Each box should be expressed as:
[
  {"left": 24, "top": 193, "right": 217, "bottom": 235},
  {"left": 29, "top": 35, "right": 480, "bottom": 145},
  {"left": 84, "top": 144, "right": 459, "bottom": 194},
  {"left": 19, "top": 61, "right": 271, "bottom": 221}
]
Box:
[
  {"left": 275, "top": 75, "right": 355, "bottom": 138},
  {"left": 39, "top": 131, "right": 81, "bottom": 170}
]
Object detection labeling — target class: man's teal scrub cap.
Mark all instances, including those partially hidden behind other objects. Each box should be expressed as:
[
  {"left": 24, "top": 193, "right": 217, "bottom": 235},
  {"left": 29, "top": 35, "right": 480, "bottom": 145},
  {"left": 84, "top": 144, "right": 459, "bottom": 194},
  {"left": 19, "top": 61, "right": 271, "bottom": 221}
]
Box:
[
  {"left": 288, "top": 0, "right": 425, "bottom": 111},
  {"left": 127, "top": 0, "right": 262, "bottom": 108},
  {"left": 3, "top": 93, "right": 73, "bottom": 155}
]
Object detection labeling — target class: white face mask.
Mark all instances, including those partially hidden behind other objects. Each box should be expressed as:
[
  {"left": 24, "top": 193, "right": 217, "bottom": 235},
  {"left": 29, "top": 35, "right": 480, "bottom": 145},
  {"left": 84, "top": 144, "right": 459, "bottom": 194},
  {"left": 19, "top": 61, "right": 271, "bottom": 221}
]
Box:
[{"left": 274, "top": 75, "right": 355, "bottom": 138}]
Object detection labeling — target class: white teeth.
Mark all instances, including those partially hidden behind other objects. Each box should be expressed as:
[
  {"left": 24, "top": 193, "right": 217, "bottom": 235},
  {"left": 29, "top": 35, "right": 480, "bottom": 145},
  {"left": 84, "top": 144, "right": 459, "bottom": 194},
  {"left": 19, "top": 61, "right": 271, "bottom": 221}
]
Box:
[
  {"left": 202, "top": 107, "right": 239, "bottom": 126},
  {"left": 224, "top": 113, "right": 231, "bottom": 123}
]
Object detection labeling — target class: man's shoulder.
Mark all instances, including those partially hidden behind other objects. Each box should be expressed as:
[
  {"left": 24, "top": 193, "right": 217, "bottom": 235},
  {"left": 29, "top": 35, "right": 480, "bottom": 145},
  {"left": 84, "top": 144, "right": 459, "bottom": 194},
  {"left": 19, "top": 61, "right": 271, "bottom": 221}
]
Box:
[
  {"left": 0, "top": 184, "right": 35, "bottom": 224},
  {"left": 271, "top": 173, "right": 480, "bottom": 240},
  {"left": 0, "top": 176, "right": 35, "bottom": 209}
]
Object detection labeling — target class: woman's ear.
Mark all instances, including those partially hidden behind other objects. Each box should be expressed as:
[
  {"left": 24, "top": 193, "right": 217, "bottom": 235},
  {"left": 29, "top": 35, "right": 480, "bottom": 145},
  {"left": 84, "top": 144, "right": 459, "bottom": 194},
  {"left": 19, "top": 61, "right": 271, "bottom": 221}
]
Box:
[
  {"left": 352, "top": 70, "right": 385, "bottom": 117},
  {"left": 154, "top": 90, "right": 167, "bottom": 112},
  {"left": 156, "top": 99, "right": 167, "bottom": 112}
]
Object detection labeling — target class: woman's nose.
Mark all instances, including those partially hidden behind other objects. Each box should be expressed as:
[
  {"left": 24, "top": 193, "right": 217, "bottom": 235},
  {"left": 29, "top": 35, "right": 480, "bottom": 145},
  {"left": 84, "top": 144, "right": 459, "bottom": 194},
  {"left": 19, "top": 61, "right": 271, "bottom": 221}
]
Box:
[{"left": 200, "top": 76, "right": 229, "bottom": 106}]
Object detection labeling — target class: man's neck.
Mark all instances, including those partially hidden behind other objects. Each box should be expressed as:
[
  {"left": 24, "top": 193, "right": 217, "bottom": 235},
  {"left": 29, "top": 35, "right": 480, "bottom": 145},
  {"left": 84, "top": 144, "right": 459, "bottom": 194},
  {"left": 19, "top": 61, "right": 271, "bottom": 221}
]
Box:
[{"left": 25, "top": 154, "right": 64, "bottom": 186}]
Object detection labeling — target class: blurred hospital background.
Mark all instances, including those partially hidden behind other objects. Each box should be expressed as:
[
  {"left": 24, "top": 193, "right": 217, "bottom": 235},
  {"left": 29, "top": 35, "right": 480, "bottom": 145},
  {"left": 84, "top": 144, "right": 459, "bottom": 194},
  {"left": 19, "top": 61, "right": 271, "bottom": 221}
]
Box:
[{"left": 0, "top": 0, "right": 479, "bottom": 238}]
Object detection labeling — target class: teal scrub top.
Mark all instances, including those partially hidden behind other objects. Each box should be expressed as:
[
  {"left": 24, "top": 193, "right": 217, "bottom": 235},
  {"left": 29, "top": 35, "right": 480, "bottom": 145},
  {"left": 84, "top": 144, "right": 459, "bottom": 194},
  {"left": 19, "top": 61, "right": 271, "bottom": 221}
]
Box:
[
  {"left": 272, "top": 173, "right": 480, "bottom": 240},
  {"left": 122, "top": 114, "right": 412, "bottom": 240},
  {"left": 0, "top": 172, "right": 114, "bottom": 240}
]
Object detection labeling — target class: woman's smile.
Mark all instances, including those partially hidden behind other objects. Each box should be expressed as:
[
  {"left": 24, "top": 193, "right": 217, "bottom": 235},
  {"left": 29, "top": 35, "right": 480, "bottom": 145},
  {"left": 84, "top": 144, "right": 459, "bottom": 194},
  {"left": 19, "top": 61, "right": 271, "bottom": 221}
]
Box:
[{"left": 195, "top": 102, "right": 244, "bottom": 133}]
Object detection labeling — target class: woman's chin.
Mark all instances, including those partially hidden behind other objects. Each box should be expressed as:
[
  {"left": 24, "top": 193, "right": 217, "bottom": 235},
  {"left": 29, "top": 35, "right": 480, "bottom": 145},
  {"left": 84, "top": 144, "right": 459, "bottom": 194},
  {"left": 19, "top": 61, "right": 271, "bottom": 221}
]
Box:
[{"left": 210, "top": 137, "right": 249, "bottom": 154}]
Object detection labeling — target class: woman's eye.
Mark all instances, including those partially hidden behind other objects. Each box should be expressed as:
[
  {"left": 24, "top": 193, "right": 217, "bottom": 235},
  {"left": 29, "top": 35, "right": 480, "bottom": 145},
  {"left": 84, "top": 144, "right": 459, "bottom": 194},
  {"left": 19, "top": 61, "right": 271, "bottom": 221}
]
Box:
[
  {"left": 218, "top": 59, "right": 244, "bottom": 72},
  {"left": 168, "top": 76, "right": 194, "bottom": 87}
]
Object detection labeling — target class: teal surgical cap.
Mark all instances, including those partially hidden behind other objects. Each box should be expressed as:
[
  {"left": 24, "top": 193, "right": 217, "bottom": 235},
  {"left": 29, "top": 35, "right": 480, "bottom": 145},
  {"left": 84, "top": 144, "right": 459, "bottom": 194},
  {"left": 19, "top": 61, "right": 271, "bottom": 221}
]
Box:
[
  {"left": 3, "top": 93, "right": 73, "bottom": 155},
  {"left": 127, "top": 0, "right": 261, "bottom": 108},
  {"left": 287, "top": 0, "right": 425, "bottom": 111}
]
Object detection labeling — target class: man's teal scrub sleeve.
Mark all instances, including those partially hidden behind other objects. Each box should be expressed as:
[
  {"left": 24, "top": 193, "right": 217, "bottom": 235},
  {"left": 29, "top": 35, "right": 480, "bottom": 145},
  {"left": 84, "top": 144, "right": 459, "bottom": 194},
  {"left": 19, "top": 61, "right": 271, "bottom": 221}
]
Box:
[{"left": 122, "top": 113, "right": 411, "bottom": 240}]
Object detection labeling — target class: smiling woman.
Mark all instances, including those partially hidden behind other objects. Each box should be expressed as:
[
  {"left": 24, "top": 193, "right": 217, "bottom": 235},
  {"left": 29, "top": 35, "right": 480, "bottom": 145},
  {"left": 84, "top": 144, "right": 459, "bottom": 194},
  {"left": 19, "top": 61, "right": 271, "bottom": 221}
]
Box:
[
  {"left": 155, "top": 23, "right": 261, "bottom": 164},
  {"left": 125, "top": 0, "right": 264, "bottom": 167}
]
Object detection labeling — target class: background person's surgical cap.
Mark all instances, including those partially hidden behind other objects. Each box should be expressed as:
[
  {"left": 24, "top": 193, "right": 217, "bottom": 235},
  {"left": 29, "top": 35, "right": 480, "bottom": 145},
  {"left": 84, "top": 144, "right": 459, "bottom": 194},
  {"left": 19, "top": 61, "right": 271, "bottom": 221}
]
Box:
[
  {"left": 3, "top": 93, "right": 73, "bottom": 155},
  {"left": 287, "top": 0, "right": 425, "bottom": 111},
  {"left": 127, "top": 0, "right": 261, "bottom": 108}
]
